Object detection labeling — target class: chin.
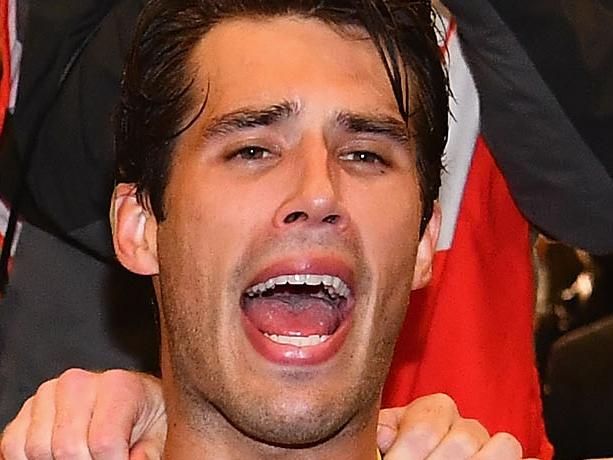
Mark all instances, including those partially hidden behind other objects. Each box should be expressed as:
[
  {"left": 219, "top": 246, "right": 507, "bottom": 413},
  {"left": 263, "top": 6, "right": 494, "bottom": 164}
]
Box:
[
  {"left": 227, "top": 401, "right": 352, "bottom": 447},
  {"left": 214, "top": 376, "right": 380, "bottom": 448}
]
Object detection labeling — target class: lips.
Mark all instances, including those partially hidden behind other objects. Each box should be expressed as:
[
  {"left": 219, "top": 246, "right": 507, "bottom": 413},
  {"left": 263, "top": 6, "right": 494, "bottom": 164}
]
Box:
[{"left": 240, "top": 258, "right": 355, "bottom": 365}]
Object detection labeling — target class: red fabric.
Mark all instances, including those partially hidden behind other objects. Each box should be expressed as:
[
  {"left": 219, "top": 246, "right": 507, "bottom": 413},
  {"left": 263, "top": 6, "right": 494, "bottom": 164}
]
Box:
[
  {"left": 383, "top": 137, "right": 553, "bottom": 459},
  {"left": 0, "top": 0, "right": 11, "bottom": 280},
  {"left": 0, "top": 0, "right": 9, "bottom": 132}
]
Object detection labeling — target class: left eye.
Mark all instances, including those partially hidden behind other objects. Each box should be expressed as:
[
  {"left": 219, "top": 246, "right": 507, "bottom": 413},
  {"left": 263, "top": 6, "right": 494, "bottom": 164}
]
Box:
[
  {"left": 232, "top": 146, "right": 273, "bottom": 160},
  {"left": 339, "top": 151, "right": 385, "bottom": 164}
]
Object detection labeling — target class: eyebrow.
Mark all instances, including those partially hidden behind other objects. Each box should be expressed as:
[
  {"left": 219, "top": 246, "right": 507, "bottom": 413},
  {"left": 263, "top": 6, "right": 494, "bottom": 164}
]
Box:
[
  {"left": 201, "top": 101, "right": 411, "bottom": 148},
  {"left": 335, "top": 112, "right": 411, "bottom": 147},
  {"left": 203, "top": 100, "right": 300, "bottom": 139}
]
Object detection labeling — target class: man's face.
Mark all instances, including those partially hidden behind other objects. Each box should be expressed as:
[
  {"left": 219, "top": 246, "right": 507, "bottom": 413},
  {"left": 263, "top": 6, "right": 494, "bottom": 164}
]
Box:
[{"left": 117, "top": 16, "right": 438, "bottom": 447}]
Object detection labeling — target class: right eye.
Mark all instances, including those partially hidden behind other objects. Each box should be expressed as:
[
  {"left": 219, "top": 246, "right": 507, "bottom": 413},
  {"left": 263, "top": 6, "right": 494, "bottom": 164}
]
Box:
[{"left": 231, "top": 146, "right": 274, "bottom": 161}]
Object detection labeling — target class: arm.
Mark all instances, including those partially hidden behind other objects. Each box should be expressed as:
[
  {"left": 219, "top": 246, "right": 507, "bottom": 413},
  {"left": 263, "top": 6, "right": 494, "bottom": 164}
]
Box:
[{"left": 443, "top": 0, "right": 613, "bottom": 254}]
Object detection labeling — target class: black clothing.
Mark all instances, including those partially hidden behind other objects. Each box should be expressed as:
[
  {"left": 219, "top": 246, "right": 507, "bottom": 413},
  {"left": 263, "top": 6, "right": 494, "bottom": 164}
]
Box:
[
  {"left": 0, "top": 1, "right": 154, "bottom": 427},
  {"left": 0, "top": 223, "right": 158, "bottom": 427},
  {"left": 444, "top": 0, "right": 613, "bottom": 254},
  {"left": 3, "top": 0, "right": 144, "bottom": 258},
  {"left": 545, "top": 315, "right": 613, "bottom": 459}
]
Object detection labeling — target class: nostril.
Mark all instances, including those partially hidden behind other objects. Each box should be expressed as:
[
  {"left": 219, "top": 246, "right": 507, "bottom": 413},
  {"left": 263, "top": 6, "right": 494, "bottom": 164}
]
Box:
[
  {"left": 322, "top": 214, "right": 340, "bottom": 224},
  {"left": 284, "top": 211, "right": 308, "bottom": 224}
]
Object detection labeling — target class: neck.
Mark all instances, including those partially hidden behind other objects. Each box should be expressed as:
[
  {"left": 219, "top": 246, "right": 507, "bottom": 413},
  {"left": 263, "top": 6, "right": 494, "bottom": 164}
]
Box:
[
  {"left": 162, "top": 384, "right": 380, "bottom": 460},
  {"left": 164, "top": 423, "right": 379, "bottom": 460}
]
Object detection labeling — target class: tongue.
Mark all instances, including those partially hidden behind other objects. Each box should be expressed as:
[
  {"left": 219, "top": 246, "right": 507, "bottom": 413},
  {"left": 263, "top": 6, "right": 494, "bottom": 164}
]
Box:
[{"left": 244, "top": 294, "right": 341, "bottom": 336}]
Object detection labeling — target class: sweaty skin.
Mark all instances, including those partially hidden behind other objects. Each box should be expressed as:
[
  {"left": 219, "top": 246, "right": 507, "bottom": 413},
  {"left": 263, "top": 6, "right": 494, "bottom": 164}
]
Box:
[{"left": 115, "top": 17, "right": 438, "bottom": 459}]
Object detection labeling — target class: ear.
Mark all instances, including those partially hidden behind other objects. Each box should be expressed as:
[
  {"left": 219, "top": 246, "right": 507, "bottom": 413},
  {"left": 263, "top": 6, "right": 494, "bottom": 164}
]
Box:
[
  {"left": 411, "top": 202, "right": 441, "bottom": 290},
  {"left": 111, "top": 183, "right": 159, "bottom": 275}
]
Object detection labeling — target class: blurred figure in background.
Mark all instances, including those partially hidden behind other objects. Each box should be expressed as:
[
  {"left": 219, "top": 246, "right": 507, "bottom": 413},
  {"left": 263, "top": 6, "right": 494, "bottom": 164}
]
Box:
[
  {"left": 535, "top": 241, "right": 613, "bottom": 459},
  {"left": 0, "top": 0, "right": 158, "bottom": 428}
]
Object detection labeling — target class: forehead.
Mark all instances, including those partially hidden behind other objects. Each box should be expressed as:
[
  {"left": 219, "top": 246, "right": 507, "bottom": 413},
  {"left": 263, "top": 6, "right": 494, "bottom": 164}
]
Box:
[{"left": 188, "top": 16, "right": 401, "bottom": 120}]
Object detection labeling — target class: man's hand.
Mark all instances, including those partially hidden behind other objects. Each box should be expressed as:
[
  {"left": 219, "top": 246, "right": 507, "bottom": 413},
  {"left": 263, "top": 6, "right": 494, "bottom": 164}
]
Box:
[
  {"left": 1, "top": 369, "right": 535, "bottom": 460},
  {"left": 0, "top": 369, "right": 166, "bottom": 460},
  {"left": 377, "top": 394, "right": 539, "bottom": 459}
]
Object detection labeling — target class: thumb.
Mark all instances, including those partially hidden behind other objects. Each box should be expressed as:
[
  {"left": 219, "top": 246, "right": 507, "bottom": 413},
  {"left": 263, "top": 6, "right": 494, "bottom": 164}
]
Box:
[
  {"left": 377, "top": 407, "right": 401, "bottom": 454},
  {"left": 129, "top": 438, "right": 164, "bottom": 460},
  {"left": 127, "top": 373, "right": 166, "bottom": 448}
]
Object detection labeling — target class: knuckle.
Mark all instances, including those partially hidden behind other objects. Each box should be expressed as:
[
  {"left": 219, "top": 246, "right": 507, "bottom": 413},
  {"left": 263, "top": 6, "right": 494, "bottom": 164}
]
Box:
[
  {"left": 414, "top": 392, "right": 454, "bottom": 406},
  {"left": 431, "top": 392, "right": 455, "bottom": 406},
  {"left": 1, "top": 429, "right": 21, "bottom": 458},
  {"left": 35, "top": 380, "right": 56, "bottom": 399},
  {"left": 402, "top": 422, "right": 441, "bottom": 451},
  {"left": 490, "top": 432, "right": 523, "bottom": 456},
  {"left": 24, "top": 440, "right": 51, "bottom": 460},
  {"left": 458, "top": 418, "right": 489, "bottom": 438},
  {"left": 59, "top": 368, "right": 89, "bottom": 380},
  {"left": 97, "top": 370, "right": 148, "bottom": 416},
  {"left": 57, "top": 368, "right": 94, "bottom": 387},
  {"left": 419, "top": 392, "right": 458, "bottom": 415},
  {"left": 50, "top": 439, "right": 89, "bottom": 460},
  {"left": 493, "top": 432, "right": 519, "bottom": 443},
  {"left": 55, "top": 368, "right": 99, "bottom": 400},
  {"left": 447, "top": 425, "right": 482, "bottom": 454},
  {"left": 432, "top": 392, "right": 458, "bottom": 413},
  {"left": 410, "top": 392, "right": 458, "bottom": 415},
  {"left": 88, "top": 432, "right": 123, "bottom": 457},
  {"left": 99, "top": 368, "right": 129, "bottom": 381},
  {"left": 100, "top": 369, "right": 140, "bottom": 393}
]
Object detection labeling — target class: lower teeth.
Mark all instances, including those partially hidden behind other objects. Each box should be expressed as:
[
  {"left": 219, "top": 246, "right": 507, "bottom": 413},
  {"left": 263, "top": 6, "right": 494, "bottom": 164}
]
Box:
[{"left": 263, "top": 333, "right": 329, "bottom": 347}]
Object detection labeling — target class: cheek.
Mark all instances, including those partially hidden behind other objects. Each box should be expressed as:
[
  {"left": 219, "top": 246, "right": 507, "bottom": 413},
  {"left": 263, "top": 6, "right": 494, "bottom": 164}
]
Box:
[
  {"left": 160, "top": 163, "right": 286, "bottom": 272},
  {"left": 348, "top": 177, "right": 422, "bottom": 276}
]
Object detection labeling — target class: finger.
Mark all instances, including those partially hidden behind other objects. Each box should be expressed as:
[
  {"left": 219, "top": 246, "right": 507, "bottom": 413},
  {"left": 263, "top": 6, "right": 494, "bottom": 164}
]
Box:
[
  {"left": 377, "top": 407, "right": 402, "bottom": 453},
  {"left": 425, "top": 418, "right": 489, "bottom": 460},
  {"left": 127, "top": 374, "right": 166, "bottom": 460},
  {"left": 24, "top": 379, "right": 57, "bottom": 460},
  {"left": 470, "top": 432, "right": 523, "bottom": 460},
  {"left": 0, "top": 397, "right": 33, "bottom": 460},
  {"left": 126, "top": 374, "right": 165, "bottom": 449},
  {"left": 87, "top": 370, "right": 147, "bottom": 460},
  {"left": 129, "top": 440, "right": 163, "bottom": 460},
  {"left": 383, "top": 393, "right": 458, "bottom": 460},
  {"left": 51, "top": 369, "right": 97, "bottom": 459},
  {"left": 89, "top": 371, "right": 166, "bottom": 460}
]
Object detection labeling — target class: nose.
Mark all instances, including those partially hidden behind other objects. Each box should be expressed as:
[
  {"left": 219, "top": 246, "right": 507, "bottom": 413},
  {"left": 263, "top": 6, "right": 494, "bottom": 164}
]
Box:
[{"left": 273, "top": 146, "right": 349, "bottom": 232}]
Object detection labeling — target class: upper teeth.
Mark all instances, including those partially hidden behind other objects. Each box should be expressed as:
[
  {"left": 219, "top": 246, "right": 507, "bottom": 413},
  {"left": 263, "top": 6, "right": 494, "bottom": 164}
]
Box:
[{"left": 245, "top": 274, "right": 350, "bottom": 298}]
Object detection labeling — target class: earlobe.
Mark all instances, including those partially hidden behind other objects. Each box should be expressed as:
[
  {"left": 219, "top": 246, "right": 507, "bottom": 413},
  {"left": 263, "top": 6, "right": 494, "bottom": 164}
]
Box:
[
  {"left": 411, "top": 202, "right": 441, "bottom": 290},
  {"left": 111, "top": 183, "right": 160, "bottom": 275}
]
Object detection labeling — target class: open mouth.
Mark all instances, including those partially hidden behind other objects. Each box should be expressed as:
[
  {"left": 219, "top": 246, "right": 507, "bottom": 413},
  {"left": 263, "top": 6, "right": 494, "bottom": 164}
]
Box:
[{"left": 240, "top": 272, "right": 355, "bottom": 365}]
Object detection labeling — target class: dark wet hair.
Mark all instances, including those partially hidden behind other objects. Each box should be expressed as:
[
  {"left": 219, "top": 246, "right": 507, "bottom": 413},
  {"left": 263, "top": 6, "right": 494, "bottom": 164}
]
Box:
[{"left": 115, "top": 0, "right": 448, "bottom": 234}]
